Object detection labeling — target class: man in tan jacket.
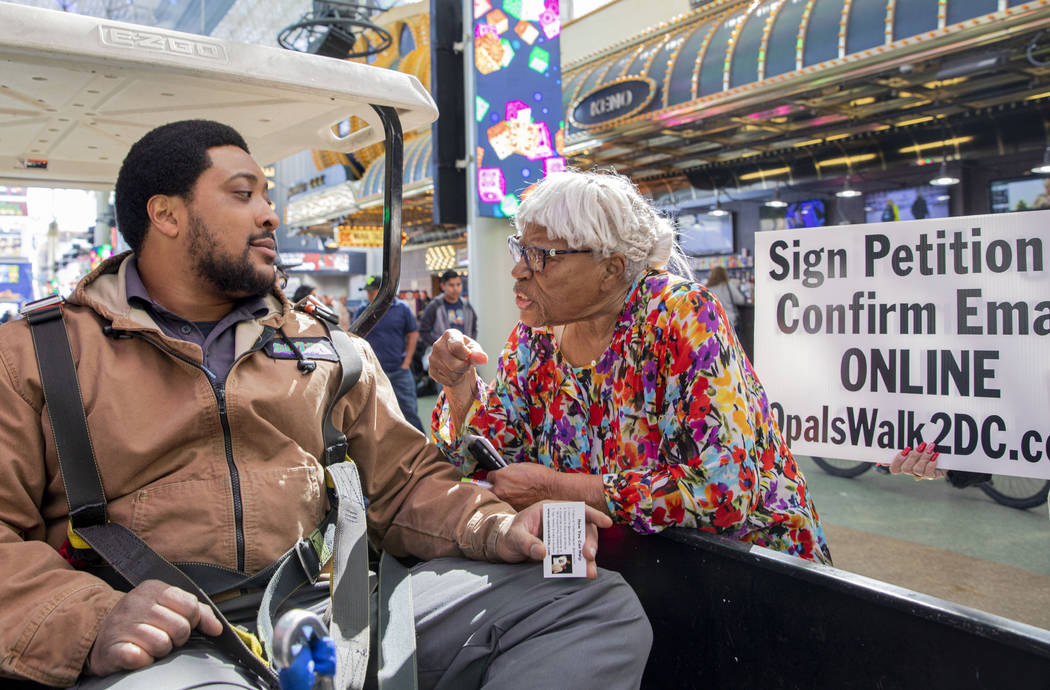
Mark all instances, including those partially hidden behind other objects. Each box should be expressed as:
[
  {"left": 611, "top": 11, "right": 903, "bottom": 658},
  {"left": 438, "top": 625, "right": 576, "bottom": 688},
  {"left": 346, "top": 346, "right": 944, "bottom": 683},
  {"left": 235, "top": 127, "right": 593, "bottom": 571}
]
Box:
[{"left": 0, "top": 120, "right": 650, "bottom": 688}]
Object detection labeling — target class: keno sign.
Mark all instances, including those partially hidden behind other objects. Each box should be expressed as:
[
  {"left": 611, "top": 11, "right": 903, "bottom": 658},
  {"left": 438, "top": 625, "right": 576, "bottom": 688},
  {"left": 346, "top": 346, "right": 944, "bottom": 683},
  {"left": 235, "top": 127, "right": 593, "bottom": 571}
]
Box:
[{"left": 571, "top": 78, "right": 656, "bottom": 128}]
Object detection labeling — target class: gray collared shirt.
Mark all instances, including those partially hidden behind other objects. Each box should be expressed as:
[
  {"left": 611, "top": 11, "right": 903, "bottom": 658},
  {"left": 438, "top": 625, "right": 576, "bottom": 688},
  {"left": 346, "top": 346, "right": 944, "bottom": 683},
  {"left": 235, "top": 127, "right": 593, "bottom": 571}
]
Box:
[{"left": 125, "top": 258, "right": 268, "bottom": 381}]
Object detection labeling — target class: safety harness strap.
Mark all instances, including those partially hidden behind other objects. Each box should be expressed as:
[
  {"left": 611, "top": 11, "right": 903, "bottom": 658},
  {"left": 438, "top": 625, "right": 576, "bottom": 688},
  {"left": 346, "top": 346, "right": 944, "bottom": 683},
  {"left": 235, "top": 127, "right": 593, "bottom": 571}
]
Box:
[
  {"left": 84, "top": 515, "right": 332, "bottom": 596},
  {"left": 324, "top": 460, "right": 372, "bottom": 690},
  {"left": 319, "top": 323, "right": 417, "bottom": 689},
  {"left": 321, "top": 324, "right": 363, "bottom": 466},
  {"left": 24, "top": 297, "right": 107, "bottom": 529},
  {"left": 377, "top": 551, "right": 418, "bottom": 690}
]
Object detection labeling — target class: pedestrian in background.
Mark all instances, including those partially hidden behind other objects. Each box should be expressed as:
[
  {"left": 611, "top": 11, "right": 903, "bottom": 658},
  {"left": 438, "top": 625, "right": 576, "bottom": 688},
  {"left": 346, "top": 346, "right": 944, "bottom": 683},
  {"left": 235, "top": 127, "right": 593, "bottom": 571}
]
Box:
[
  {"left": 419, "top": 270, "right": 477, "bottom": 349},
  {"left": 356, "top": 275, "right": 424, "bottom": 431},
  {"left": 419, "top": 270, "right": 477, "bottom": 392}
]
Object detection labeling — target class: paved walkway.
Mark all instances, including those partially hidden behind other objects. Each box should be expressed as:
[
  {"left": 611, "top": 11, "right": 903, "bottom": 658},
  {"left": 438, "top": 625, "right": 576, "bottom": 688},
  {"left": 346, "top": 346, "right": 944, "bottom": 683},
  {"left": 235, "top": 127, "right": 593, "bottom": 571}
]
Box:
[
  {"left": 797, "top": 456, "right": 1050, "bottom": 630},
  {"left": 825, "top": 523, "right": 1050, "bottom": 629}
]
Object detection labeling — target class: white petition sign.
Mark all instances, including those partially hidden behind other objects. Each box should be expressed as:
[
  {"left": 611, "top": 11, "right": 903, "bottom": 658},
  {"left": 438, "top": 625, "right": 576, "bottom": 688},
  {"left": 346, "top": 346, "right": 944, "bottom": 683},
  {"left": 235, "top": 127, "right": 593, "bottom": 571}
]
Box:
[{"left": 754, "top": 210, "right": 1050, "bottom": 480}]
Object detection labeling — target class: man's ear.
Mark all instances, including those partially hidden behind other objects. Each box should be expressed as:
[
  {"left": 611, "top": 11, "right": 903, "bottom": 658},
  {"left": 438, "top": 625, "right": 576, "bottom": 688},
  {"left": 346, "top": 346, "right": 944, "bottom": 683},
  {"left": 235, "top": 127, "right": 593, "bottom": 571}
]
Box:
[{"left": 145, "top": 194, "right": 183, "bottom": 239}]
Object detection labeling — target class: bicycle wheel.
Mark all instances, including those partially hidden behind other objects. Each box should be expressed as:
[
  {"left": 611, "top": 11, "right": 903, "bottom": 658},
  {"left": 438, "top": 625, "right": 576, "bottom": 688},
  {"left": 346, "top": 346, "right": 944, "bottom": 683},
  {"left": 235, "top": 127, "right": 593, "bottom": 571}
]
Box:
[
  {"left": 978, "top": 476, "right": 1050, "bottom": 510},
  {"left": 810, "top": 456, "right": 873, "bottom": 478}
]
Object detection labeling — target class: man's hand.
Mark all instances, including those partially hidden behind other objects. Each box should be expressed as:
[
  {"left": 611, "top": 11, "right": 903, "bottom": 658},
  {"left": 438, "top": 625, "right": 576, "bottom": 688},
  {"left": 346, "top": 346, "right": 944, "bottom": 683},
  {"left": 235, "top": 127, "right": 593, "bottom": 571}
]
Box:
[
  {"left": 488, "top": 463, "right": 557, "bottom": 510},
  {"left": 87, "top": 580, "right": 222, "bottom": 677},
  {"left": 889, "top": 442, "right": 945, "bottom": 481},
  {"left": 494, "top": 502, "right": 612, "bottom": 579},
  {"left": 428, "top": 329, "right": 488, "bottom": 429}
]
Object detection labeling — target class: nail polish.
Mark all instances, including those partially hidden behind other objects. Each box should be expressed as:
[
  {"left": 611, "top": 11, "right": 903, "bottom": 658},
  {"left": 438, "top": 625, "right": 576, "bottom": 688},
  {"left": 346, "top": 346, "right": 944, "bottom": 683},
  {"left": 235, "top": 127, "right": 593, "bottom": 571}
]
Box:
[
  {"left": 917, "top": 442, "right": 927, "bottom": 452},
  {"left": 931, "top": 452, "right": 939, "bottom": 461},
  {"left": 902, "top": 446, "right": 912, "bottom": 455}
]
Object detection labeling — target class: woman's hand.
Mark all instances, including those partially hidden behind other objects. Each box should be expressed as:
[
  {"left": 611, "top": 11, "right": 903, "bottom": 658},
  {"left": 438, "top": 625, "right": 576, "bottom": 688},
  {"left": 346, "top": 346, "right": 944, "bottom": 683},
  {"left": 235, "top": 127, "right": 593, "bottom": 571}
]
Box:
[
  {"left": 429, "top": 329, "right": 488, "bottom": 388},
  {"left": 888, "top": 442, "right": 945, "bottom": 481},
  {"left": 429, "top": 329, "right": 488, "bottom": 430},
  {"left": 488, "top": 463, "right": 557, "bottom": 509},
  {"left": 488, "top": 464, "right": 611, "bottom": 515}
]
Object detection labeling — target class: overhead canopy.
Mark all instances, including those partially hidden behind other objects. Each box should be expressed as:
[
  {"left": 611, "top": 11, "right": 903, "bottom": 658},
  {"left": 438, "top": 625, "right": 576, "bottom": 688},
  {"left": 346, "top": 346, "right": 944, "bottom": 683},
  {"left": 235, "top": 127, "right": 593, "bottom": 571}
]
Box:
[
  {"left": 287, "top": 131, "right": 435, "bottom": 235},
  {"left": 562, "top": 0, "right": 1050, "bottom": 181},
  {"left": 0, "top": 1, "right": 438, "bottom": 189},
  {"left": 359, "top": 131, "right": 433, "bottom": 200}
]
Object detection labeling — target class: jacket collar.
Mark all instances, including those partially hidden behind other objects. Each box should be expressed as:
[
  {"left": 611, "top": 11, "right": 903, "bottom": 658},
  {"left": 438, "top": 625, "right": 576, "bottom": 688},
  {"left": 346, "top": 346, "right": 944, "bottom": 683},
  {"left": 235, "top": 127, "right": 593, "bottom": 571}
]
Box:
[{"left": 69, "top": 252, "right": 293, "bottom": 335}]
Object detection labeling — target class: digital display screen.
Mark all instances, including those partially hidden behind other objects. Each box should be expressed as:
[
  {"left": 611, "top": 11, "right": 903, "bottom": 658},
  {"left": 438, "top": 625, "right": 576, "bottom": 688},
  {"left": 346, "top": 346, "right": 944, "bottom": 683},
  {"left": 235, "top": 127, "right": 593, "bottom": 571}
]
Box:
[
  {"left": 864, "top": 185, "right": 950, "bottom": 223},
  {"left": 785, "top": 199, "right": 826, "bottom": 229},
  {"left": 677, "top": 211, "right": 734, "bottom": 256},
  {"left": 989, "top": 177, "right": 1050, "bottom": 213},
  {"left": 472, "top": 0, "right": 564, "bottom": 217}
]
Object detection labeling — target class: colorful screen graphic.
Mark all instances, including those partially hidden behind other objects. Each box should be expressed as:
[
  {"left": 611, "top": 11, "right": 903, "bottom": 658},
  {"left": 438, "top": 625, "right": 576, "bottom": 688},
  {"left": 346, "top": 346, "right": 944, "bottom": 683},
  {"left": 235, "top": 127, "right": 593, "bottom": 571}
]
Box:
[{"left": 473, "top": 0, "right": 564, "bottom": 217}]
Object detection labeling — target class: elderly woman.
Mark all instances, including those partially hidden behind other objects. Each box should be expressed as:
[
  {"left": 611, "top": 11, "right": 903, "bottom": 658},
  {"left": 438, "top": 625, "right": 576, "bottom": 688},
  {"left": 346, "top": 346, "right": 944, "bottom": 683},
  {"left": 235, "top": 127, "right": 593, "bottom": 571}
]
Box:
[{"left": 429, "top": 170, "right": 832, "bottom": 564}]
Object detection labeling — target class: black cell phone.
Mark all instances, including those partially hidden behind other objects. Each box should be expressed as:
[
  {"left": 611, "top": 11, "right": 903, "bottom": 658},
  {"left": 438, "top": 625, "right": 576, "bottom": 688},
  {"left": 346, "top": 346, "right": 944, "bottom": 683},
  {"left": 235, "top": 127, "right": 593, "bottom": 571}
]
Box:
[{"left": 466, "top": 434, "right": 508, "bottom": 471}]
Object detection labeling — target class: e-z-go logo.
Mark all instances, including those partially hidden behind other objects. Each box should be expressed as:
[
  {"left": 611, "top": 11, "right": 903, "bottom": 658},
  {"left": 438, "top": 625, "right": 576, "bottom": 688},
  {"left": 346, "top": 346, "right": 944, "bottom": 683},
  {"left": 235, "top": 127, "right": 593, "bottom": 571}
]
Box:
[{"left": 98, "top": 25, "right": 228, "bottom": 63}]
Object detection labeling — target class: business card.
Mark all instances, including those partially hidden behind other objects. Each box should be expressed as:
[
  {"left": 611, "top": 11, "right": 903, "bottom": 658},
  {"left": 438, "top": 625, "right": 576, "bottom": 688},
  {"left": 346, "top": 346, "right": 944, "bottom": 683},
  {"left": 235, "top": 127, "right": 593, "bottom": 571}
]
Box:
[{"left": 542, "top": 502, "right": 586, "bottom": 578}]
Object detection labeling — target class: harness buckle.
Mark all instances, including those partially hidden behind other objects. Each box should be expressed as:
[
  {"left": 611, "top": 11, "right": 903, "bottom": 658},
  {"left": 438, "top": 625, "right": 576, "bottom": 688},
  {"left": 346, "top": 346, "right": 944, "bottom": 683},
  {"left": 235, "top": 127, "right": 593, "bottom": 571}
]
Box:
[
  {"left": 69, "top": 502, "right": 107, "bottom": 530},
  {"left": 295, "top": 538, "right": 321, "bottom": 584},
  {"left": 20, "top": 294, "right": 64, "bottom": 323},
  {"left": 324, "top": 441, "right": 349, "bottom": 467}
]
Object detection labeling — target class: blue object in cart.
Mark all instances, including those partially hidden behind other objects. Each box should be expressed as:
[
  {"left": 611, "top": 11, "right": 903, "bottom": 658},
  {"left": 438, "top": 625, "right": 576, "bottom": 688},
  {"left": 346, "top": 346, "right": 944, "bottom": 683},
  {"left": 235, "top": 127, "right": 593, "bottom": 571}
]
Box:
[{"left": 274, "top": 610, "right": 336, "bottom": 690}]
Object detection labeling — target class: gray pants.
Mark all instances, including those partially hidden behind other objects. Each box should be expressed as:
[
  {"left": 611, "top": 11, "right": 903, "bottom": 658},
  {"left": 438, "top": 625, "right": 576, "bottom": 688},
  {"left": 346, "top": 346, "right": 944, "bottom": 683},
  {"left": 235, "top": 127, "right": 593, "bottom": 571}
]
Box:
[{"left": 75, "top": 559, "right": 652, "bottom": 690}]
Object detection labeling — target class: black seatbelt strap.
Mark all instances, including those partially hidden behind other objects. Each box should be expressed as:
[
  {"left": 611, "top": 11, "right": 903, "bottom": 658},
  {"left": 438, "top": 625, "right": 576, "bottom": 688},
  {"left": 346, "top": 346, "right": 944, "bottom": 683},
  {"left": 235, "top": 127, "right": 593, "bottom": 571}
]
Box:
[
  {"left": 24, "top": 296, "right": 107, "bottom": 530},
  {"left": 22, "top": 297, "right": 280, "bottom": 690},
  {"left": 320, "top": 323, "right": 363, "bottom": 466}
]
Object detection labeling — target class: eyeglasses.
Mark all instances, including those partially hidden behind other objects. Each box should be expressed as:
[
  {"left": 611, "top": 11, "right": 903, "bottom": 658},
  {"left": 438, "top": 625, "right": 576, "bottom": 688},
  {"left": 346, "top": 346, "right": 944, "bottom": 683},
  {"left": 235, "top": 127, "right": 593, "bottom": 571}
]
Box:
[{"left": 507, "top": 235, "right": 593, "bottom": 273}]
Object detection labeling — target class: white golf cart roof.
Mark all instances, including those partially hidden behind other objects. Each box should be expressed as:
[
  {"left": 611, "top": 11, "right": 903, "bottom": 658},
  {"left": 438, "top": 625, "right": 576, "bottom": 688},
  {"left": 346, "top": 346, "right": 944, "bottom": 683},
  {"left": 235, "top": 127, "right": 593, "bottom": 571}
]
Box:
[{"left": 0, "top": 1, "right": 438, "bottom": 189}]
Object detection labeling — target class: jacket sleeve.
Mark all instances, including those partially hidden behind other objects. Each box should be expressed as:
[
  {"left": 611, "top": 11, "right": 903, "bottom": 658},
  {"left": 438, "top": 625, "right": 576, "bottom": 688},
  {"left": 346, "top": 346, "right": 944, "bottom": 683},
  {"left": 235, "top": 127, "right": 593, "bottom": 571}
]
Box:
[
  {"left": 338, "top": 340, "right": 515, "bottom": 561},
  {"left": 0, "top": 339, "right": 123, "bottom": 687}
]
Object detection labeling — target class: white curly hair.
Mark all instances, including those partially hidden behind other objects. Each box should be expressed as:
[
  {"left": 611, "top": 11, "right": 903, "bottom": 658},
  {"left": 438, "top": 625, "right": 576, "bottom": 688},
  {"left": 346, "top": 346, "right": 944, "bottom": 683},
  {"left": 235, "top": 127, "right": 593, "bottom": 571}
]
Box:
[{"left": 513, "top": 169, "right": 691, "bottom": 282}]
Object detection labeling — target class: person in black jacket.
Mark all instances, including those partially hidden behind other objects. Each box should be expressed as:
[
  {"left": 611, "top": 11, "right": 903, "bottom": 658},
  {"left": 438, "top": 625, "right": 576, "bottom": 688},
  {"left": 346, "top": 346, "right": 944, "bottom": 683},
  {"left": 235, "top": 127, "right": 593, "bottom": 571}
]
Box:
[{"left": 418, "top": 270, "right": 477, "bottom": 349}]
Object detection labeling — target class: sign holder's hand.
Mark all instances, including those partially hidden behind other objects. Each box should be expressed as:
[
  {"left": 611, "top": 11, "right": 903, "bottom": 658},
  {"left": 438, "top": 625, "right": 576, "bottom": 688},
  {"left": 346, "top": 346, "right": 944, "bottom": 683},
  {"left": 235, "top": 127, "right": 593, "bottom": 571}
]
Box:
[{"left": 889, "top": 442, "right": 945, "bottom": 481}]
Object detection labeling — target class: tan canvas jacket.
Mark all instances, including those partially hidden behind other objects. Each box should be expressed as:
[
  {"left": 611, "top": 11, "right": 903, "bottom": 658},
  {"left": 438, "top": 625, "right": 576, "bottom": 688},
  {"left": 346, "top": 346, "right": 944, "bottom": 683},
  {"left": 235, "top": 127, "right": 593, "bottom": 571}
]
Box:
[{"left": 0, "top": 254, "right": 515, "bottom": 686}]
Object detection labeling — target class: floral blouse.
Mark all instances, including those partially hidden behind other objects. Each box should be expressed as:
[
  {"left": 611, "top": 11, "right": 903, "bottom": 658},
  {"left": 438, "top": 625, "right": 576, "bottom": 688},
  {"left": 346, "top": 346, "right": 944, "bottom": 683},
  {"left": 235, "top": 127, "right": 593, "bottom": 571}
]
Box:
[{"left": 433, "top": 269, "right": 832, "bottom": 564}]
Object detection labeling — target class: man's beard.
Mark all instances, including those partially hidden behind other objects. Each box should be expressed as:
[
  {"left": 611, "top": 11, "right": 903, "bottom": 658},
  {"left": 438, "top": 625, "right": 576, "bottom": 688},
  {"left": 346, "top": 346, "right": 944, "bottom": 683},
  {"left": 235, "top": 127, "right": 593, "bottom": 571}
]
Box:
[{"left": 187, "top": 212, "right": 275, "bottom": 299}]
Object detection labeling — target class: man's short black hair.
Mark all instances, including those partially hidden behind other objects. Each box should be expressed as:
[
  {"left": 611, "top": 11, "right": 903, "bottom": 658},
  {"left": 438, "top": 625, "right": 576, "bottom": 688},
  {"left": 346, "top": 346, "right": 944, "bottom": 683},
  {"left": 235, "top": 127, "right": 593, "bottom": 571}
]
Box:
[
  {"left": 114, "top": 120, "right": 250, "bottom": 253},
  {"left": 439, "top": 270, "right": 460, "bottom": 283}
]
